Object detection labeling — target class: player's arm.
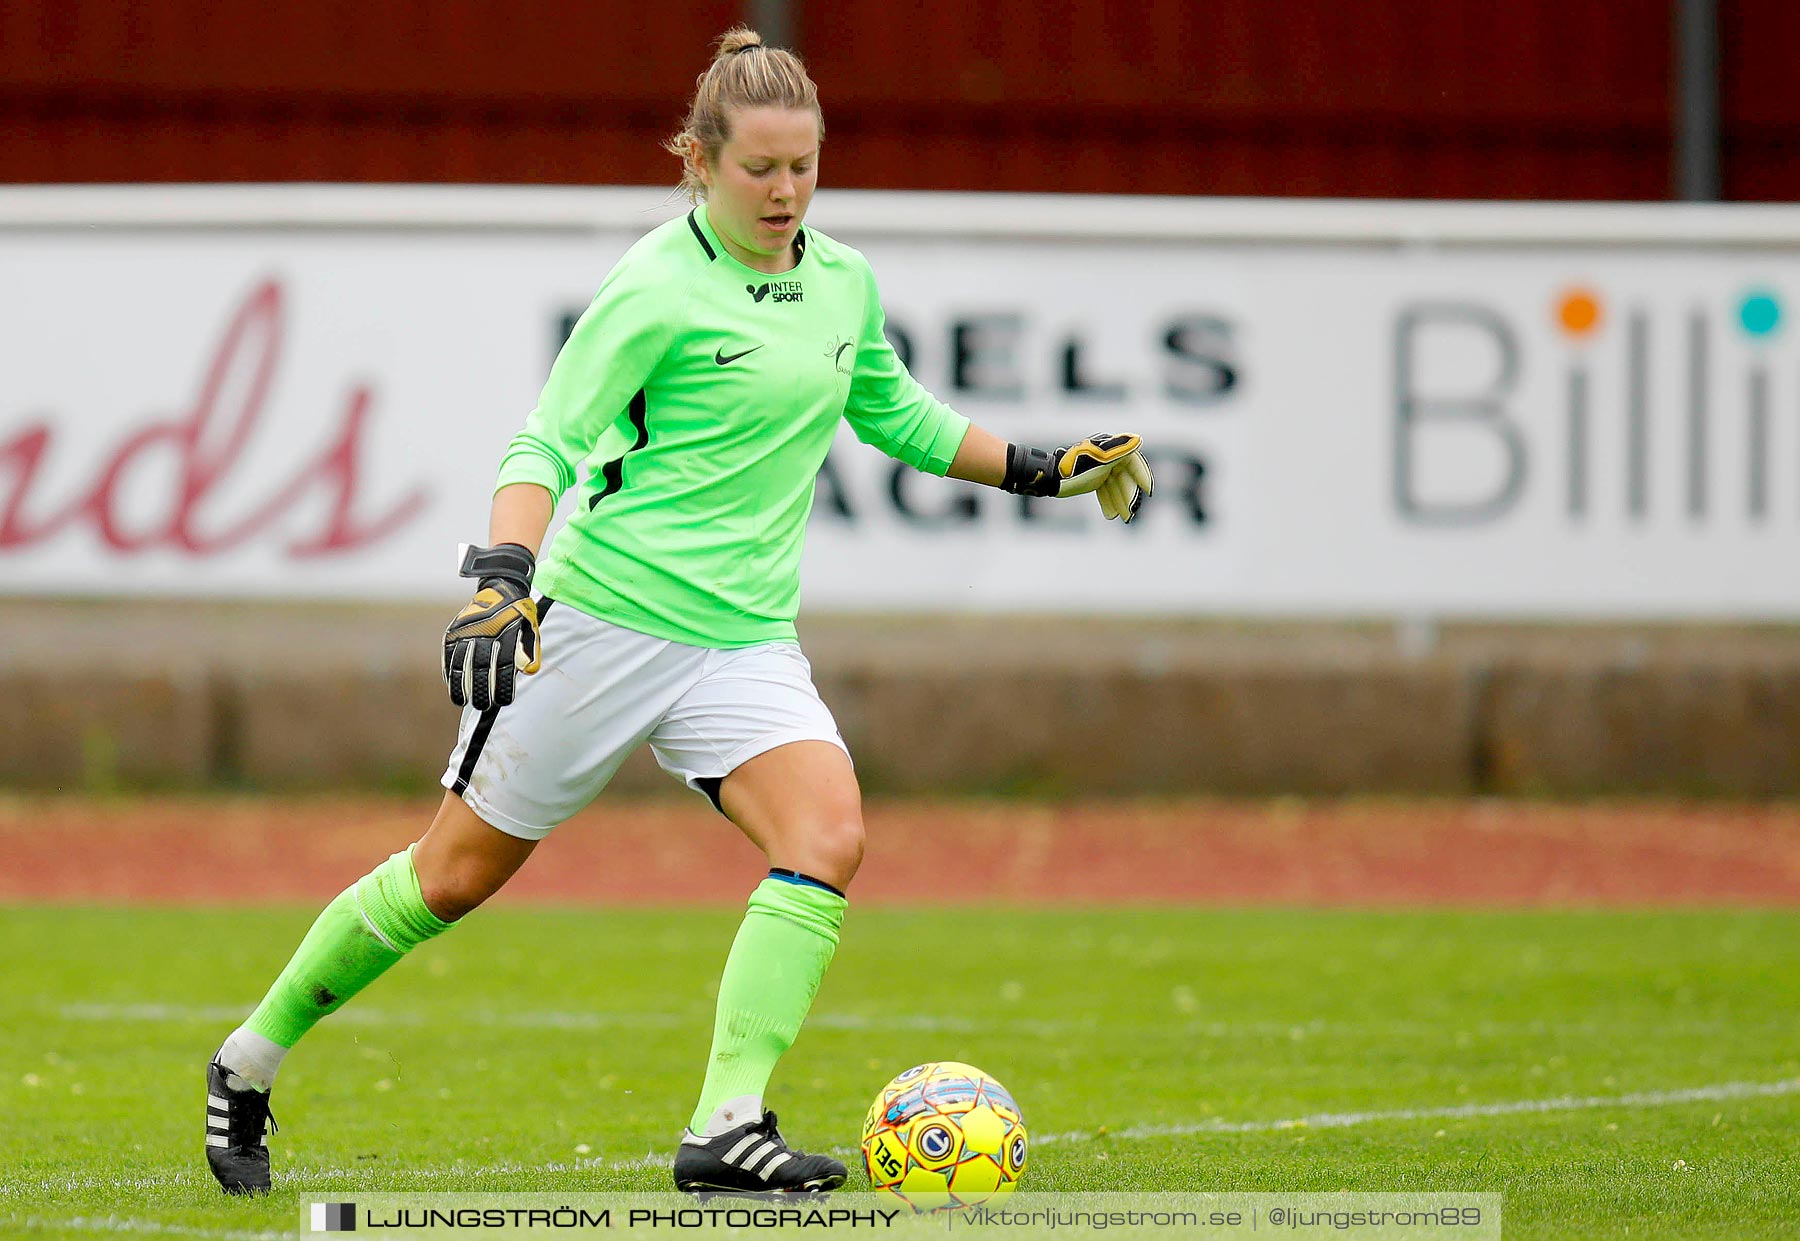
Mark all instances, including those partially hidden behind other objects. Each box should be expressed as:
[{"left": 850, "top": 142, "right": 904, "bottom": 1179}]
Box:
[
  {"left": 845, "top": 262, "right": 1151, "bottom": 522},
  {"left": 442, "top": 481, "right": 555, "bottom": 712},
  {"left": 943, "top": 423, "right": 1008, "bottom": 487},
  {"left": 948, "top": 422, "right": 1154, "bottom": 523},
  {"left": 835, "top": 261, "right": 971, "bottom": 477},
  {"left": 444, "top": 481, "right": 553, "bottom": 712},
  {"left": 496, "top": 260, "right": 678, "bottom": 509},
  {"left": 446, "top": 255, "right": 677, "bottom": 712},
  {"left": 488, "top": 481, "right": 554, "bottom": 555}
]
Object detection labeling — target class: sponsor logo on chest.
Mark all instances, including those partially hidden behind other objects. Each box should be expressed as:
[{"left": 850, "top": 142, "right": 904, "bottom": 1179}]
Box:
[{"left": 747, "top": 280, "right": 804, "bottom": 304}]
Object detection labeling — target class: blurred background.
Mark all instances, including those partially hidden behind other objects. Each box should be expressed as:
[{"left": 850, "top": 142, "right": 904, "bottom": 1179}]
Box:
[
  {"left": 8, "top": 14, "right": 1800, "bottom": 1232},
  {"left": 1, "top": 0, "right": 1799, "bottom": 811},
  {"left": 1, "top": 0, "right": 1795, "bottom": 200}
]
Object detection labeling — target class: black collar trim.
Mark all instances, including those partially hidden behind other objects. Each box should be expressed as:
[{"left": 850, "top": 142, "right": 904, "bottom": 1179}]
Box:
[
  {"left": 688, "top": 210, "right": 808, "bottom": 269},
  {"left": 686, "top": 209, "right": 717, "bottom": 262}
]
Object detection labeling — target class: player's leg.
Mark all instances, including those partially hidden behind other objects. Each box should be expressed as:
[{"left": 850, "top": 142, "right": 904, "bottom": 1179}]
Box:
[
  {"left": 651, "top": 643, "right": 859, "bottom": 1192},
  {"left": 676, "top": 742, "right": 861, "bottom": 1193},
  {"left": 206, "top": 794, "right": 536, "bottom": 1194},
  {"left": 206, "top": 601, "right": 679, "bottom": 1194},
  {"left": 716, "top": 739, "right": 864, "bottom": 891},
  {"left": 217, "top": 792, "right": 535, "bottom": 1088}
]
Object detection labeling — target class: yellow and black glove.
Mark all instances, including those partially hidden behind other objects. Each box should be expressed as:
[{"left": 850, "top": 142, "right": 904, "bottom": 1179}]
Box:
[
  {"left": 443, "top": 543, "right": 541, "bottom": 711},
  {"left": 1000, "top": 432, "right": 1154, "bottom": 522}
]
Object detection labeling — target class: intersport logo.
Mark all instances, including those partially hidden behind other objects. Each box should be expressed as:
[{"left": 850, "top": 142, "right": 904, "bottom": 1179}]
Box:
[
  {"left": 747, "top": 280, "right": 803, "bottom": 304},
  {"left": 1394, "top": 285, "right": 1789, "bottom": 527}
]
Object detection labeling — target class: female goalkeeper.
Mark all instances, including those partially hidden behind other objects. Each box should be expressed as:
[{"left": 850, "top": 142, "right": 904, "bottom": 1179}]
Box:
[{"left": 204, "top": 25, "right": 1151, "bottom": 1197}]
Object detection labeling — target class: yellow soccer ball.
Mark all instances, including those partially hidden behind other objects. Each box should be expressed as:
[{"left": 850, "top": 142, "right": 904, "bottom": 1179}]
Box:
[{"left": 860, "top": 1061, "right": 1028, "bottom": 1212}]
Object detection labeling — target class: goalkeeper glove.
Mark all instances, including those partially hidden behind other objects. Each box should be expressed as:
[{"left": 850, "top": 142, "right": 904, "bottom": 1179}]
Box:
[
  {"left": 443, "top": 542, "right": 541, "bottom": 711},
  {"left": 1001, "top": 431, "right": 1154, "bottom": 522}
]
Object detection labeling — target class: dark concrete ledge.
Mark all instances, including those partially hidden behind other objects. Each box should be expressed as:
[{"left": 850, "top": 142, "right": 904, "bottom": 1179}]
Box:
[{"left": 9, "top": 602, "right": 1800, "bottom": 797}]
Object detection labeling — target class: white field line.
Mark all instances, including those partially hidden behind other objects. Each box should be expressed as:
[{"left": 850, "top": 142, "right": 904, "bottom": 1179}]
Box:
[
  {"left": 51, "top": 1002, "right": 1149, "bottom": 1039},
  {"left": 56, "top": 1002, "right": 1152, "bottom": 1038},
  {"left": 54, "top": 1003, "right": 684, "bottom": 1032},
  {"left": 8, "top": 1076, "right": 1796, "bottom": 1207},
  {"left": 54, "top": 1003, "right": 1794, "bottom": 1043},
  {"left": 72, "top": 1002, "right": 1712, "bottom": 1042},
  {"left": 1029, "top": 1077, "right": 1800, "bottom": 1145}
]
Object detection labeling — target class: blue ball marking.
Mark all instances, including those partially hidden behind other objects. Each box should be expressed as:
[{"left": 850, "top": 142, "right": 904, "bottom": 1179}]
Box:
[{"left": 1739, "top": 291, "right": 1781, "bottom": 338}]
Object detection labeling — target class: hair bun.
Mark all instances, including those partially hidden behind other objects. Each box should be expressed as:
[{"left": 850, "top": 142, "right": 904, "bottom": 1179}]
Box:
[
  {"left": 668, "top": 25, "right": 821, "bottom": 205},
  {"left": 716, "top": 27, "right": 764, "bottom": 58}
]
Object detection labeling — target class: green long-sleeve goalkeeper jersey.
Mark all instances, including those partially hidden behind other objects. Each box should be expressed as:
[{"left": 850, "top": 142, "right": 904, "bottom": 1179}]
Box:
[{"left": 496, "top": 206, "right": 971, "bottom": 648}]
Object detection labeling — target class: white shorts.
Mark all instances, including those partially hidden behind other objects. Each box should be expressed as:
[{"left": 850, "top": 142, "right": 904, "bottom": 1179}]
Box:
[{"left": 441, "top": 599, "right": 849, "bottom": 840}]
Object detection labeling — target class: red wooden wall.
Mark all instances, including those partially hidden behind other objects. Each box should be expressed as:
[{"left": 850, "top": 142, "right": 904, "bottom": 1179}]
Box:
[
  {"left": 1718, "top": 0, "right": 1800, "bottom": 200},
  {"left": 0, "top": 0, "right": 1792, "bottom": 199},
  {"left": 811, "top": 0, "right": 1673, "bottom": 198}
]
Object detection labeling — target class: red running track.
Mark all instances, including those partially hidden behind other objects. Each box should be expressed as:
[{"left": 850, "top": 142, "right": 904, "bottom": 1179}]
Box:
[{"left": 4, "top": 796, "right": 1798, "bottom": 906}]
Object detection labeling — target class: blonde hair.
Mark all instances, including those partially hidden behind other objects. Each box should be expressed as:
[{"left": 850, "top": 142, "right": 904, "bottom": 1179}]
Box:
[{"left": 665, "top": 26, "right": 824, "bottom": 203}]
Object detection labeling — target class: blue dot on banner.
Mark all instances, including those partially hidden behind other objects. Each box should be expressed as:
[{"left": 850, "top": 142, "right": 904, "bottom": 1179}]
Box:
[{"left": 1738, "top": 291, "right": 1781, "bottom": 337}]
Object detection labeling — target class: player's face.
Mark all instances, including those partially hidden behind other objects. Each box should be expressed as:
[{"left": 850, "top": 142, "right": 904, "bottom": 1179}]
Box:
[{"left": 700, "top": 105, "right": 820, "bottom": 272}]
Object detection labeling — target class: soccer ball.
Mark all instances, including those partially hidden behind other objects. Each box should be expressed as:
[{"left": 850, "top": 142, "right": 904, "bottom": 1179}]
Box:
[{"left": 860, "top": 1061, "right": 1028, "bottom": 1211}]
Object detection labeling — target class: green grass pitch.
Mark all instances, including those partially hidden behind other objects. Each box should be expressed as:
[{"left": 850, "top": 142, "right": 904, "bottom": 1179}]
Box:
[{"left": 3, "top": 905, "right": 1797, "bottom": 1238}]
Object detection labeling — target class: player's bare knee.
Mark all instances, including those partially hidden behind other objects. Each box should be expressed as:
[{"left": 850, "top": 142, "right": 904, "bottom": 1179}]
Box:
[
  {"left": 413, "top": 793, "right": 536, "bottom": 921},
  {"left": 416, "top": 869, "right": 487, "bottom": 923},
  {"left": 806, "top": 816, "right": 864, "bottom": 890},
  {"left": 414, "top": 850, "right": 510, "bottom": 921}
]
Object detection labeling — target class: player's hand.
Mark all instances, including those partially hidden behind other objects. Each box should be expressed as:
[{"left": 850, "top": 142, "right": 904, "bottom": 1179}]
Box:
[
  {"left": 1001, "top": 432, "right": 1155, "bottom": 522},
  {"left": 443, "top": 543, "right": 541, "bottom": 711}
]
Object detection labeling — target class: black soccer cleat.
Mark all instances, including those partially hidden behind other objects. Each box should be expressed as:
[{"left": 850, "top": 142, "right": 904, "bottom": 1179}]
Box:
[
  {"left": 205, "top": 1058, "right": 277, "bottom": 1195},
  {"left": 673, "top": 1110, "right": 847, "bottom": 1194}
]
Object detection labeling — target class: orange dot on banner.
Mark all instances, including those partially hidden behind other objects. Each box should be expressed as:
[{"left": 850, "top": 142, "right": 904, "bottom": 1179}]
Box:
[{"left": 1557, "top": 290, "right": 1602, "bottom": 336}]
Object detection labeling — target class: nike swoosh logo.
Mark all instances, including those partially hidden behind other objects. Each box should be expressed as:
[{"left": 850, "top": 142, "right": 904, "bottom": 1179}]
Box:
[{"left": 714, "top": 345, "right": 764, "bottom": 365}]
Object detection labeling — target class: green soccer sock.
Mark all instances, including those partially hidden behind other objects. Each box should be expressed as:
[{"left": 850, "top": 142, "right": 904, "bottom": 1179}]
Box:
[
  {"left": 688, "top": 872, "right": 848, "bottom": 1135},
  {"left": 236, "top": 845, "right": 454, "bottom": 1060}
]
